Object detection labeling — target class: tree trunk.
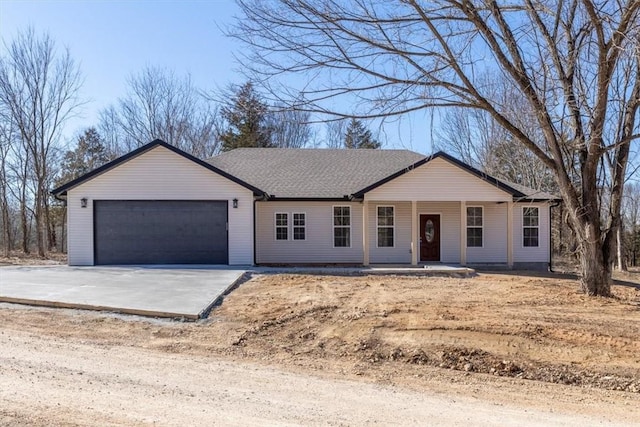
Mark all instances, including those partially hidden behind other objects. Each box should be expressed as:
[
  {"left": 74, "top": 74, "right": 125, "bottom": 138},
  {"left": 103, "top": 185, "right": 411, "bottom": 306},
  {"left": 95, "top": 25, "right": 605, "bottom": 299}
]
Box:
[
  {"left": 0, "top": 189, "right": 12, "bottom": 256},
  {"left": 616, "top": 225, "right": 628, "bottom": 271},
  {"left": 45, "top": 197, "right": 56, "bottom": 252},
  {"left": 35, "top": 196, "right": 45, "bottom": 258},
  {"left": 579, "top": 236, "right": 612, "bottom": 296},
  {"left": 20, "top": 202, "right": 29, "bottom": 254},
  {"left": 1, "top": 207, "right": 11, "bottom": 256}
]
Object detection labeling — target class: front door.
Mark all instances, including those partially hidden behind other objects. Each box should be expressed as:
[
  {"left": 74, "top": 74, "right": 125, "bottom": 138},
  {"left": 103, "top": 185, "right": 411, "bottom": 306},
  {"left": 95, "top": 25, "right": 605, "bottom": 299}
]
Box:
[{"left": 420, "top": 214, "right": 440, "bottom": 262}]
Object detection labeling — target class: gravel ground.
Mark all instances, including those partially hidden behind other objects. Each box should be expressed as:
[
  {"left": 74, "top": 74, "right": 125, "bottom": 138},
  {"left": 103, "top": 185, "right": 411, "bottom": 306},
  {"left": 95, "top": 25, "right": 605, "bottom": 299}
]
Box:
[{"left": 1, "top": 329, "right": 637, "bottom": 426}]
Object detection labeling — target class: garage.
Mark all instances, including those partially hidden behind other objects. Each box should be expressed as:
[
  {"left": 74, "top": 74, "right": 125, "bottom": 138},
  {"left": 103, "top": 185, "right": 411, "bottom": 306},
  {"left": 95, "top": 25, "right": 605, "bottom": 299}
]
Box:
[{"left": 94, "top": 200, "right": 228, "bottom": 265}]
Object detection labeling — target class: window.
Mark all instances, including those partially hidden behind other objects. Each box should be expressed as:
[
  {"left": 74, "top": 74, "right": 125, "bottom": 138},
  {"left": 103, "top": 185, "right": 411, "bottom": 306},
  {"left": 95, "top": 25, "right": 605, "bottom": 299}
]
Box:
[
  {"left": 523, "top": 207, "right": 539, "bottom": 247},
  {"left": 293, "top": 213, "right": 306, "bottom": 240},
  {"left": 377, "top": 206, "right": 394, "bottom": 247},
  {"left": 275, "top": 213, "right": 288, "bottom": 240},
  {"left": 333, "top": 206, "right": 351, "bottom": 247},
  {"left": 466, "top": 206, "right": 483, "bottom": 247}
]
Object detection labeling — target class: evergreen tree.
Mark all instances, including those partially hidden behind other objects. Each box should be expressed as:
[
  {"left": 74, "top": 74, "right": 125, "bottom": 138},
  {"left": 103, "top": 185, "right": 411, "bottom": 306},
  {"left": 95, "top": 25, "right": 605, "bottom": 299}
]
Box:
[
  {"left": 343, "top": 119, "right": 380, "bottom": 149},
  {"left": 220, "top": 82, "right": 273, "bottom": 151},
  {"left": 57, "top": 128, "right": 112, "bottom": 185}
]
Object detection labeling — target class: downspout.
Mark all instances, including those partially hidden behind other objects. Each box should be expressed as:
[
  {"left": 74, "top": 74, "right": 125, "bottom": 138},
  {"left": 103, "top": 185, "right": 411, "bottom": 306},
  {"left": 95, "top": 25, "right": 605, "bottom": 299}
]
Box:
[
  {"left": 253, "top": 197, "right": 257, "bottom": 266},
  {"left": 549, "top": 200, "right": 561, "bottom": 273}
]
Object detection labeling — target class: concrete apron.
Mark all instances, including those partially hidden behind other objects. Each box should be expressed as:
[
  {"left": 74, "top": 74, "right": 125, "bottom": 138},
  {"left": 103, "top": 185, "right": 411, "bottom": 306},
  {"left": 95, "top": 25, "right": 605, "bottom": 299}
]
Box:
[{"left": 0, "top": 265, "right": 248, "bottom": 321}]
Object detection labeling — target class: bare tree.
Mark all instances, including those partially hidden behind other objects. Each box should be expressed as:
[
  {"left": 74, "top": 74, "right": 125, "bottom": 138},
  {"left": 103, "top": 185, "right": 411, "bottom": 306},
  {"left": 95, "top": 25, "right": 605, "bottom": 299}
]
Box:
[
  {"left": 323, "top": 120, "right": 347, "bottom": 148},
  {"left": 0, "top": 110, "right": 16, "bottom": 255},
  {"left": 0, "top": 28, "right": 83, "bottom": 256},
  {"left": 269, "top": 106, "right": 314, "bottom": 148},
  {"left": 231, "top": 0, "right": 640, "bottom": 296},
  {"left": 98, "top": 66, "right": 221, "bottom": 158},
  {"left": 438, "top": 106, "right": 555, "bottom": 193}
]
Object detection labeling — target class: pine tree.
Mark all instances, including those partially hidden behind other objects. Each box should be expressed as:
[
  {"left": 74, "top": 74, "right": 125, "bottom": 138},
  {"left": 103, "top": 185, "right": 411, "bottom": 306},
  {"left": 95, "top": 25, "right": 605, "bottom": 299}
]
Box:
[
  {"left": 220, "top": 82, "right": 273, "bottom": 151},
  {"left": 57, "top": 128, "right": 111, "bottom": 185},
  {"left": 343, "top": 118, "right": 380, "bottom": 149}
]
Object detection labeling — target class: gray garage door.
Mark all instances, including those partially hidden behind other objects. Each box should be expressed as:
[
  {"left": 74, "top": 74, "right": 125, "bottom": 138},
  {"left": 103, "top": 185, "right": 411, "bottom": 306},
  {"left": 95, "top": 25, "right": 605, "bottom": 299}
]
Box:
[{"left": 94, "top": 200, "right": 228, "bottom": 265}]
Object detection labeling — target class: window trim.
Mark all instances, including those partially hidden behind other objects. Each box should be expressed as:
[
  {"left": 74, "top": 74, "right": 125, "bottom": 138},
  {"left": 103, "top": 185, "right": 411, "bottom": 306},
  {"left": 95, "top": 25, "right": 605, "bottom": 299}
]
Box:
[
  {"left": 274, "top": 212, "right": 289, "bottom": 241},
  {"left": 466, "top": 205, "right": 484, "bottom": 248},
  {"left": 292, "top": 212, "right": 306, "bottom": 241},
  {"left": 332, "top": 205, "right": 352, "bottom": 248},
  {"left": 522, "top": 206, "right": 540, "bottom": 248},
  {"left": 376, "top": 205, "right": 395, "bottom": 248}
]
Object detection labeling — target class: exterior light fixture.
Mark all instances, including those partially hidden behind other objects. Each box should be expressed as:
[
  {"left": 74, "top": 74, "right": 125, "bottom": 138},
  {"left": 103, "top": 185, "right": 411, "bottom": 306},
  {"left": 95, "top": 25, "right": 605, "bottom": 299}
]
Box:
[
  {"left": 81, "top": 197, "right": 88, "bottom": 208},
  {"left": 232, "top": 198, "right": 238, "bottom": 209}
]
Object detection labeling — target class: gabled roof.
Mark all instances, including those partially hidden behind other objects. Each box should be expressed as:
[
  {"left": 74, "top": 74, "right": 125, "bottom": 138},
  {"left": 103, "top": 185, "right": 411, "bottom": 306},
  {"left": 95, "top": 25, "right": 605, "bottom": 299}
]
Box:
[
  {"left": 351, "top": 151, "right": 528, "bottom": 198},
  {"left": 209, "top": 148, "right": 555, "bottom": 201},
  {"left": 52, "top": 139, "right": 557, "bottom": 202},
  {"left": 51, "top": 139, "right": 266, "bottom": 197},
  {"left": 207, "top": 148, "right": 425, "bottom": 200}
]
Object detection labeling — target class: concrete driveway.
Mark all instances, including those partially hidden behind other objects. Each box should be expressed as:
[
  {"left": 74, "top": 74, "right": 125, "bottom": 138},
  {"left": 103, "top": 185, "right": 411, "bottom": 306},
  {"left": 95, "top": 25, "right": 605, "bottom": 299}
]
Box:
[{"left": 0, "top": 265, "right": 248, "bottom": 320}]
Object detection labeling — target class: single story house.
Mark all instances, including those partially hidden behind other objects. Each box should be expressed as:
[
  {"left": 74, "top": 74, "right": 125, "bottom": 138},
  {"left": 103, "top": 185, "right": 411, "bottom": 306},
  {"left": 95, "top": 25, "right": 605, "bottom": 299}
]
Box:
[{"left": 52, "top": 139, "right": 558, "bottom": 269}]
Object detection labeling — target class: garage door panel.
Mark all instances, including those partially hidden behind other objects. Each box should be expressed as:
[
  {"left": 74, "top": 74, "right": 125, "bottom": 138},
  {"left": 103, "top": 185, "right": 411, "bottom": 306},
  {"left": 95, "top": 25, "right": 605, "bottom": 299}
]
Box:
[{"left": 94, "top": 200, "right": 228, "bottom": 265}]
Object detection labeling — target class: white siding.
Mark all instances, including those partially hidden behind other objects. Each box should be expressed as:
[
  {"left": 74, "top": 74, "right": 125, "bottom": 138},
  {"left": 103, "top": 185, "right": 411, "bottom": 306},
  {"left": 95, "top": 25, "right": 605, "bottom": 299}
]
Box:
[
  {"left": 365, "top": 157, "right": 512, "bottom": 202},
  {"left": 416, "top": 202, "right": 461, "bottom": 263},
  {"left": 514, "top": 202, "right": 550, "bottom": 263},
  {"left": 67, "top": 145, "right": 254, "bottom": 265},
  {"left": 256, "top": 201, "right": 363, "bottom": 264},
  {"left": 466, "top": 203, "right": 508, "bottom": 263}
]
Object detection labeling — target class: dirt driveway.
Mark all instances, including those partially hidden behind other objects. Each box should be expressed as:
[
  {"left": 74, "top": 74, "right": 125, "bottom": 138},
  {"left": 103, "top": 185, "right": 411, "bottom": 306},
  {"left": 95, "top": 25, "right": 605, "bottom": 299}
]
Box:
[
  {"left": 1, "top": 271, "right": 639, "bottom": 425},
  {"left": 0, "top": 327, "right": 634, "bottom": 426}
]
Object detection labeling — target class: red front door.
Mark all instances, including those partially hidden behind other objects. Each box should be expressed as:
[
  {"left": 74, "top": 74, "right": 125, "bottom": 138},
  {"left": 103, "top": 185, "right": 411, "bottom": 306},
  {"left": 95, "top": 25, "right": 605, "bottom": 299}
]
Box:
[{"left": 420, "top": 214, "right": 440, "bottom": 262}]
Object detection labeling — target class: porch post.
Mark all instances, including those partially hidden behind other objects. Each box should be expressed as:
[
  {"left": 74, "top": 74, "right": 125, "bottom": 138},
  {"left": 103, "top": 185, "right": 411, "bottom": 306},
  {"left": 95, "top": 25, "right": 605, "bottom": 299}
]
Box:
[
  {"left": 507, "top": 201, "right": 514, "bottom": 268},
  {"left": 363, "top": 200, "right": 370, "bottom": 266},
  {"left": 460, "top": 201, "right": 467, "bottom": 266},
  {"left": 411, "top": 200, "right": 418, "bottom": 265}
]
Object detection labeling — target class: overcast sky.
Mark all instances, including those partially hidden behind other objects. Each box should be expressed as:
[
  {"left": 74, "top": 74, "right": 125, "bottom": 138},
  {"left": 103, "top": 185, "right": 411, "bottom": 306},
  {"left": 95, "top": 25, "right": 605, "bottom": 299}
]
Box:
[{"left": 0, "top": 0, "right": 434, "bottom": 153}]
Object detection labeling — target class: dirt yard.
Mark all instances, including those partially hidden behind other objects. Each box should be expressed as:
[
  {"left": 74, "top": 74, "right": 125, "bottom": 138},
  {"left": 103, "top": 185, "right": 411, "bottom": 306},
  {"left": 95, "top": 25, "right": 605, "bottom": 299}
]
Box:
[{"left": 1, "top": 271, "right": 640, "bottom": 425}]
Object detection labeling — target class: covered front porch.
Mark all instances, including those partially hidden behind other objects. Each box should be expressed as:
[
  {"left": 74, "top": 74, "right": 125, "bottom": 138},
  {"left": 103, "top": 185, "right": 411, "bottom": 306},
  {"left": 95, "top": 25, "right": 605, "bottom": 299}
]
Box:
[{"left": 361, "top": 200, "right": 515, "bottom": 268}]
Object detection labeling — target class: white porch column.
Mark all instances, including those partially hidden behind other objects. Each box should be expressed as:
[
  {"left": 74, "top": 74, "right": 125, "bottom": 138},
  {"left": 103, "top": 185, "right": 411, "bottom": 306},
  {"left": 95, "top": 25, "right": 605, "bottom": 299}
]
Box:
[
  {"left": 507, "top": 201, "right": 514, "bottom": 268},
  {"left": 363, "top": 200, "right": 370, "bottom": 266},
  {"left": 411, "top": 200, "right": 418, "bottom": 265},
  {"left": 460, "top": 201, "right": 467, "bottom": 266}
]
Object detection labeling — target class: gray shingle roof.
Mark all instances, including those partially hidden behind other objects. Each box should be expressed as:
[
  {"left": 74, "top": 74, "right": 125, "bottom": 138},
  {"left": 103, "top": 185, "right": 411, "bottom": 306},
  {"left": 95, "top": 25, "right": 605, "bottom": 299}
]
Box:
[
  {"left": 208, "top": 148, "right": 556, "bottom": 201},
  {"left": 208, "top": 148, "right": 425, "bottom": 198},
  {"left": 495, "top": 180, "right": 559, "bottom": 201}
]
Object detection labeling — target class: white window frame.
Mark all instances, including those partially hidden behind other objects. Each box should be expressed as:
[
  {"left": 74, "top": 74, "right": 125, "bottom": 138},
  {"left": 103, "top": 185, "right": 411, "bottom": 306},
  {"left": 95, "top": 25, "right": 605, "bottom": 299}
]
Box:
[
  {"left": 292, "top": 212, "right": 306, "bottom": 241},
  {"left": 376, "top": 205, "right": 395, "bottom": 248},
  {"left": 466, "top": 206, "right": 484, "bottom": 248},
  {"left": 275, "top": 212, "right": 289, "bottom": 241},
  {"left": 522, "top": 206, "right": 540, "bottom": 248},
  {"left": 332, "top": 205, "right": 351, "bottom": 248}
]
